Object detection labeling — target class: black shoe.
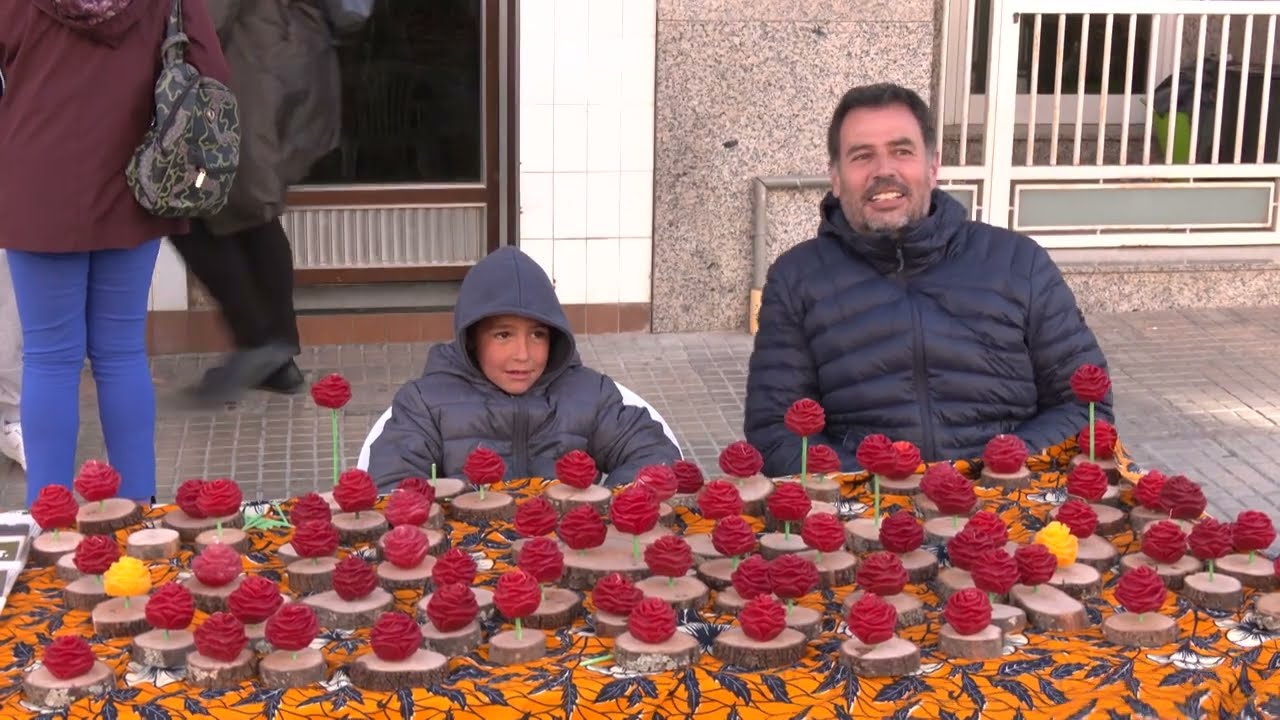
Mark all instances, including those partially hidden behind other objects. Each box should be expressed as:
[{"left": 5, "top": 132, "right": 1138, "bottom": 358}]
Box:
[
  {"left": 257, "top": 360, "right": 305, "bottom": 395},
  {"left": 182, "top": 343, "right": 295, "bottom": 406}
]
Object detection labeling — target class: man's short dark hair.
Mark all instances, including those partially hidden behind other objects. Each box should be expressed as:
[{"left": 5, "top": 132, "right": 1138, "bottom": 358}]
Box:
[{"left": 826, "top": 83, "right": 937, "bottom": 164}]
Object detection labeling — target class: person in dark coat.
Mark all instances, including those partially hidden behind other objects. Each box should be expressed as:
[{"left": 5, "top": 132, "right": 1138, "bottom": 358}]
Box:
[
  {"left": 0, "top": 0, "right": 229, "bottom": 504},
  {"left": 369, "top": 247, "right": 682, "bottom": 490},
  {"left": 171, "top": 0, "right": 343, "bottom": 403},
  {"left": 745, "top": 83, "right": 1112, "bottom": 477}
]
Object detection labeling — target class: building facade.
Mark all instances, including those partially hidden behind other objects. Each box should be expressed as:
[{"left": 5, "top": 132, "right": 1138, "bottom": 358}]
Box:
[{"left": 149, "top": 0, "right": 1280, "bottom": 352}]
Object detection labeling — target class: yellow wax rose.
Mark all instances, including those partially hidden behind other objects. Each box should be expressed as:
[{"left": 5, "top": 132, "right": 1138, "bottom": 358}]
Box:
[
  {"left": 102, "top": 556, "right": 152, "bottom": 598},
  {"left": 1034, "top": 521, "right": 1079, "bottom": 568}
]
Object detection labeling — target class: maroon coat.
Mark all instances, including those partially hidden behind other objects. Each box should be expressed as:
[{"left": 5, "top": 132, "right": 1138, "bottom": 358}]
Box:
[{"left": 0, "top": 0, "right": 229, "bottom": 254}]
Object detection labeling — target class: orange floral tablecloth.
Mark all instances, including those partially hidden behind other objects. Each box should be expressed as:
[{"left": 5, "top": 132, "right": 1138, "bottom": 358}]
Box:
[{"left": 1, "top": 439, "right": 1278, "bottom": 720}]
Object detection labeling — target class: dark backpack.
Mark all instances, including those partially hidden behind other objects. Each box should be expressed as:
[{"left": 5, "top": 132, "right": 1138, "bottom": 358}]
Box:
[{"left": 126, "top": 0, "right": 240, "bottom": 218}]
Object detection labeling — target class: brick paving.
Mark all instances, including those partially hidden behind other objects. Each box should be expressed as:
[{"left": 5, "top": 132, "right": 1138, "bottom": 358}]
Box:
[{"left": 4, "top": 307, "right": 1280, "bottom": 544}]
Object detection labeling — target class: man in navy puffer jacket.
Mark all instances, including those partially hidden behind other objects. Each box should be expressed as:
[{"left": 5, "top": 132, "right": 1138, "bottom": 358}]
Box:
[{"left": 745, "top": 83, "right": 1112, "bottom": 477}]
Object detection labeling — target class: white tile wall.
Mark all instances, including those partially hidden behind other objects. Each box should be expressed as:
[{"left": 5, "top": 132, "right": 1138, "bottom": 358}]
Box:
[
  {"left": 518, "top": 0, "right": 656, "bottom": 306},
  {"left": 148, "top": 239, "right": 188, "bottom": 311}
]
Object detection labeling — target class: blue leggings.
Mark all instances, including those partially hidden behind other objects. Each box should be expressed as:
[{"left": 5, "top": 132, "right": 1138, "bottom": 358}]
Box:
[{"left": 7, "top": 240, "right": 160, "bottom": 506}]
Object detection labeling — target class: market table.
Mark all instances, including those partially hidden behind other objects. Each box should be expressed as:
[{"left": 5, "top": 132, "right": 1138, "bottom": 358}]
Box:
[{"left": 1, "top": 440, "right": 1277, "bottom": 720}]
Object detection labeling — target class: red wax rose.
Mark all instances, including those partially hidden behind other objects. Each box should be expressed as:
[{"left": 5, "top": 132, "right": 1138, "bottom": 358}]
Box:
[
  {"left": 431, "top": 548, "right": 478, "bottom": 587},
  {"left": 1141, "top": 520, "right": 1188, "bottom": 564},
  {"left": 371, "top": 611, "right": 421, "bottom": 662},
  {"left": 766, "top": 482, "right": 812, "bottom": 523},
  {"left": 1114, "top": 566, "right": 1167, "bottom": 614},
  {"left": 43, "top": 636, "right": 95, "bottom": 680},
  {"left": 334, "top": 469, "right": 378, "bottom": 514},
  {"left": 921, "top": 463, "right": 977, "bottom": 516},
  {"left": 1188, "top": 517, "right": 1233, "bottom": 561},
  {"left": 494, "top": 569, "right": 541, "bottom": 620},
  {"left": 175, "top": 479, "right": 207, "bottom": 518},
  {"left": 610, "top": 486, "right": 660, "bottom": 535},
  {"left": 739, "top": 596, "right": 787, "bottom": 642},
  {"left": 228, "top": 575, "right": 284, "bottom": 625},
  {"left": 310, "top": 373, "right": 352, "bottom": 409},
  {"left": 644, "top": 535, "right": 694, "bottom": 578},
  {"left": 265, "top": 603, "right": 320, "bottom": 652},
  {"left": 784, "top": 398, "right": 826, "bottom": 437},
  {"left": 806, "top": 444, "right": 841, "bottom": 474},
  {"left": 888, "top": 441, "right": 922, "bottom": 480},
  {"left": 31, "top": 485, "right": 78, "bottom": 530},
  {"left": 730, "top": 554, "right": 772, "bottom": 599},
  {"left": 291, "top": 520, "right": 340, "bottom": 559},
  {"left": 1233, "top": 510, "right": 1277, "bottom": 553},
  {"left": 195, "top": 478, "right": 242, "bottom": 518},
  {"left": 697, "top": 480, "right": 744, "bottom": 520},
  {"left": 1069, "top": 364, "right": 1111, "bottom": 403},
  {"left": 592, "top": 573, "right": 645, "bottom": 616},
  {"left": 557, "top": 505, "right": 608, "bottom": 550},
  {"left": 74, "top": 460, "right": 120, "bottom": 502},
  {"left": 971, "top": 548, "right": 1019, "bottom": 595},
  {"left": 718, "top": 441, "right": 764, "bottom": 478},
  {"left": 943, "top": 588, "right": 992, "bottom": 635},
  {"left": 290, "top": 493, "right": 333, "bottom": 526},
  {"left": 982, "top": 435, "right": 1029, "bottom": 474},
  {"left": 382, "top": 525, "right": 429, "bottom": 569},
  {"left": 635, "top": 465, "right": 679, "bottom": 503},
  {"left": 711, "top": 516, "right": 757, "bottom": 557},
  {"left": 627, "top": 597, "right": 677, "bottom": 644},
  {"left": 555, "top": 450, "right": 598, "bottom": 489},
  {"left": 517, "top": 536, "right": 565, "bottom": 584},
  {"left": 332, "top": 556, "right": 378, "bottom": 601},
  {"left": 673, "top": 461, "right": 705, "bottom": 494},
  {"left": 397, "top": 477, "right": 437, "bottom": 504},
  {"left": 192, "top": 542, "right": 243, "bottom": 587},
  {"left": 1056, "top": 499, "right": 1099, "bottom": 538},
  {"left": 1015, "top": 544, "right": 1059, "bottom": 586},
  {"left": 427, "top": 583, "right": 480, "bottom": 631},
  {"left": 768, "top": 553, "right": 819, "bottom": 599},
  {"left": 855, "top": 434, "right": 897, "bottom": 476},
  {"left": 1076, "top": 420, "right": 1118, "bottom": 460},
  {"left": 1067, "top": 463, "right": 1108, "bottom": 502},
  {"left": 384, "top": 489, "right": 431, "bottom": 528},
  {"left": 848, "top": 593, "right": 898, "bottom": 645},
  {"left": 463, "top": 447, "right": 506, "bottom": 487},
  {"left": 1159, "top": 476, "right": 1207, "bottom": 520},
  {"left": 1133, "top": 471, "right": 1168, "bottom": 511},
  {"left": 194, "top": 612, "right": 247, "bottom": 662},
  {"left": 73, "top": 535, "right": 119, "bottom": 576},
  {"left": 965, "top": 511, "right": 1010, "bottom": 546},
  {"left": 145, "top": 582, "right": 195, "bottom": 630},
  {"left": 948, "top": 524, "right": 997, "bottom": 572},
  {"left": 514, "top": 496, "right": 559, "bottom": 538},
  {"left": 856, "top": 552, "right": 908, "bottom": 596},
  {"left": 801, "top": 512, "right": 846, "bottom": 553},
  {"left": 879, "top": 511, "right": 925, "bottom": 554}
]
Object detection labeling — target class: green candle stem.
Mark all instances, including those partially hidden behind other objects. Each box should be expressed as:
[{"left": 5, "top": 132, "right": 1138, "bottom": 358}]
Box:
[
  {"left": 581, "top": 653, "right": 613, "bottom": 667},
  {"left": 816, "top": 551, "right": 824, "bottom": 564},
  {"left": 479, "top": 486, "right": 487, "bottom": 502},
  {"left": 784, "top": 521, "right": 791, "bottom": 542},
  {"left": 99, "top": 499, "right": 105, "bottom": 513},
  {"left": 331, "top": 409, "right": 341, "bottom": 487},
  {"left": 667, "top": 576, "right": 674, "bottom": 588},
  {"left": 731, "top": 555, "right": 740, "bottom": 571},
  {"left": 1088, "top": 401, "right": 1096, "bottom": 463},
  {"left": 632, "top": 535, "right": 640, "bottom": 564},
  {"left": 292, "top": 651, "right": 298, "bottom": 662},
  {"left": 873, "top": 475, "right": 881, "bottom": 528},
  {"left": 952, "top": 515, "right": 958, "bottom": 531},
  {"left": 515, "top": 617, "right": 523, "bottom": 641},
  {"left": 164, "top": 629, "right": 170, "bottom": 641},
  {"left": 1208, "top": 559, "right": 1215, "bottom": 583},
  {"left": 786, "top": 598, "right": 794, "bottom": 616},
  {"left": 124, "top": 596, "right": 131, "bottom": 610},
  {"left": 800, "top": 435, "right": 809, "bottom": 487},
  {"left": 1249, "top": 550, "right": 1256, "bottom": 564},
  {"left": 430, "top": 463, "right": 438, "bottom": 486},
  {"left": 52, "top": 528, "right": 60, "bottom": 541}
]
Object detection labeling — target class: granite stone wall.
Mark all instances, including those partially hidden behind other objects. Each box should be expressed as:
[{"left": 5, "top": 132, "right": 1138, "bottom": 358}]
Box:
[{"left": 651, "top": 0, "right": 936, "bottom": 332}]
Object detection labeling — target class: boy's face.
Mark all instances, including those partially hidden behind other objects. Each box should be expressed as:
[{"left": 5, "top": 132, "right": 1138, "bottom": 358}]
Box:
[{"left": 471, "top": 314, "right": 551, "bottom": 395}]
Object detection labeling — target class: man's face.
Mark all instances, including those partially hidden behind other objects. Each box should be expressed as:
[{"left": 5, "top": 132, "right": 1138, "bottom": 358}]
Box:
[
  {"left": 830, "top": 103, "right": 939, "bottom": 236},
  {"left": 472, "top": 314, "right": 550, "bottom": 395}
]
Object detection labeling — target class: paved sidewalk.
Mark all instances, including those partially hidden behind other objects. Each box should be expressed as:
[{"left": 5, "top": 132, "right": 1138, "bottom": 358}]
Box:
[{"left": 3, "top": 307, "right": 1279, "bottom": 536}]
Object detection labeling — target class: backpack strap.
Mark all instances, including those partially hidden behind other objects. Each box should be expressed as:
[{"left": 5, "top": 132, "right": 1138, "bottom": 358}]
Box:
[{"left": 160, "top": 0, "right": 188, "bottom": 67}]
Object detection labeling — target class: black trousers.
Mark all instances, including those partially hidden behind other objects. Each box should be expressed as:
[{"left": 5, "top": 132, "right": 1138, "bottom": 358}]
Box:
[{"left": 170, "top": 218, "right": 300, "bottom": 354}]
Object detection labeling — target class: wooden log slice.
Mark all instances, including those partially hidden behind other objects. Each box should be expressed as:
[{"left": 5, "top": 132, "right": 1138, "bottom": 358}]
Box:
[
  {"left": 376, "top": 555, "right": 436, "bottom": 594},
  {"left": 797, "top": 549, "right": 857, "bottom": 588},
  {"left": 695, "top": 558, "right": 736, "bottom": 591},
  {"left": 771, "top": 475, "right": 842, "bottom": 504},
  {"left": 1048, "top": 563, "right": 1102, "bottom": 600},
  {"left": 900, "top": 549, "right": 940, "bottom": 584},
  {"left": 729, "top": 474, "right": 775, "bottom": 517},
  {"left": 260, "top": 648, "right": 327, "bottom": 689},
  {"left": 1073, "top": 534, "right": 1120, "bottom": 573},
  {"left": 1091, "top": 503, "right": 1129, "bottom": 536},
  {"left": 420, "top": 620, "right": 483, "bottom": 656},
  {"left": 63, "top": 576, "right": 108, "bottom": 611},
  {"left": 1181, "top": 571, "right": 1245, "bottom": 612},
  {"left": 424, "top": 503, "right": 445, "bottom": 531},
  {"left": 923, "top": 516, "right": 967, "bottom": 546},
  {"left": 712, "top": 588, "right": 753, "bottom": 615},
  {"left": 1216, "top": 553, "right": 1280, "bottom": 591},
  {"left": 978, "top": 467, "right": 1033, "bottom": 490},
  {"left": 350, "top": 648, "right": 448, "bottom": 691},
  {"left": 758, "top": 532, "right": 808, "bottom": 560},
  {"left": 1118, "top": 553, "right": 1201, "bottom": 591},
  {"left": 839, "top": 636, "right": 921, "bottom": 677},
  {"left": 76, "top": 498, "right": 142, "bottom": 535},
  {"left": 933, "top": 567, "right": 976, "bottom": 603},
  {"left": 186, "top": 648, "right": 258, "bottom": 689},
  {"left": 488, "top": 628, "right": 546, "bottom": 665},
  {"left": 55, "top": 552, "right": 81, "bottom": 582},
  {"left": 667, "top": 492, "right": 698, "bottom": 510},
  {"left": 183, "top": 576, "right": 244, "bottom": 614},
  {"left": 783, "top": 605, "right": 822, "bottom": 640},
  {"left": 161, "top": 509, "right": 242, "bottom": 543},
  {"left": 544, "top": 482, "right": 612, "bottom": 515},
  {"left": 1069, "top": 454, "right": 1121, "bottom": 484},
  {"left": 126, "top": 528, "right": 181, "bottom": 561},
  {"left": 418, "top": 588, "right": 494, "bottom": 625},
  {"left": 603, "top": 525, "right": 673, "bottom": 549},
  {"left": 878, "top": 474, "right": 923, "bottom": 496},
  {"left": 1008, "top": 583, "right": 1089, "bottom": 632},
  {"left": 22, "top": 660, "right": 114, "bottom": 708},
  {"left": 842, "top": 591, "right": 925, "bottom": 628},
  {"left": 132, "top": 628, "right": 195, "bottom": 668},
  {"left": 658, "top": 503, "right": 676, "bottom": 528},
  {"left": 685, "top": 534, "right": 723, "bottom": 564},
  {"left": 562, "top": 546, "right": 650, "bottom": 591},
  {"left": 1127, "top": 506, "right": 1167, "bottom": 535},
  {"left": 1254, "top": 592, "right": 1280, "bottom": 632},
  {"left": 991, "top": 603, "right": 1028, "bottom": 636},
  {"left": 425, "top": 478, "right": 467, "bottom": 505},
  {"left": 914, "top": 495, "right": 979, "bottom": 522},
  {"left": 91, "top": 595, "right": 150, "bottom": 638},
  {"left": 712, "top": 627, "right": 806, "bottom": 670},
  {"left": 303, "top": 587, "right": 395, "bottom": 630},
  {"left": 614, "top": 630, "right": 700, "bottom": 672},
  {"left": 1102, "top": 612, "right": 1178, "bottom": 647},
  {"left": 450, "top": 491, "right": 516, "bottom": 525},
  {"left": 763, "top": 502, "right": 840, "bottom": 533},
  {"left": 30, "top": 531, "right": 83, "bottom": 567},
  {"left": 591, "top": 611, "right": 630, "bottom": 638},
  {"left": 523, "top": 587, "right": 582, "bottom": 629},
  {"left": 194, "top": 528, "right": 249, "bottom": 555},
  {"left": 286, "top": 557, "right": 338, "bottom": 597},
  {"left": 332, "top": 512, "right": 389, "bottom": 547},
  {"left": 938, "top": 624, "right": 1003, "bottom": 659},
  {"left": 635, "top": 576, "right": 710, "bottom": 613}
]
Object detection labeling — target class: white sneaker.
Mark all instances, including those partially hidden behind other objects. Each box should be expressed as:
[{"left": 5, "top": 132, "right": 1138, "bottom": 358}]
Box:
[{"left": 0, "top": 422, "right": 25, "bottom": 470}]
